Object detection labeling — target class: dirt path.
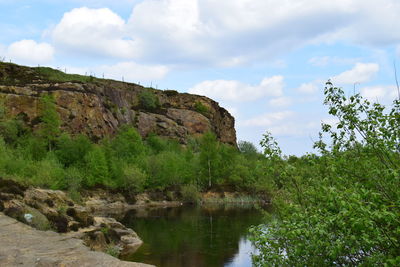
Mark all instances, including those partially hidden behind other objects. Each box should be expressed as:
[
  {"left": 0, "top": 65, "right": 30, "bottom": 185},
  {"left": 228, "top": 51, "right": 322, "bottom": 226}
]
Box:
[{"left": 0, "top": 212, "right": 152, "bottom": 267}]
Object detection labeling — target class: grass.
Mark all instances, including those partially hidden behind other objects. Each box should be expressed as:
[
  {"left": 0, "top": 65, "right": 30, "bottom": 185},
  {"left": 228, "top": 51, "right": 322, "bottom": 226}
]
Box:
[
  {"left": 35, "top": 67, "right": 97, "bottom": 83},
  {"left": 0, "top": 62, "right": 99, "bottom": 85},
  {"left": 201, "top": 194, "right": 262, "bottom": 204},
  {"left": 105, "top": 244, "right": 120, "bottom": 257}
]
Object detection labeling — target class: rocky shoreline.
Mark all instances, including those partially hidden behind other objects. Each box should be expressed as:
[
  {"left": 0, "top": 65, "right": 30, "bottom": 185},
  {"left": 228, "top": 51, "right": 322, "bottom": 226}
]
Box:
[
  {"left": 0, "top": 213, "right": 152, "bottom": 267},
  {"left": 0, "top": 177, "right": 267, "bottom": 266},
  {"left": 0, "top": 178, "right": 148, "bottom": 262}
]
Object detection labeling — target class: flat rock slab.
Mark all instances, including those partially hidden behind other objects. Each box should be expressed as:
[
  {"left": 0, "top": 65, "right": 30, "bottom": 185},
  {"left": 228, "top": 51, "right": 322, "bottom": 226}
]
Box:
[{"left": 0, "top": 212, "right": 153, "bottom": 267}]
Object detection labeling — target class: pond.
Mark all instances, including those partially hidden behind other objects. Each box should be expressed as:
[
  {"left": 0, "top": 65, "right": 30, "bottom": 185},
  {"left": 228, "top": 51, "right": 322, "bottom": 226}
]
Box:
[{"left": 119, "top": 204, "right": 266, "bottom": 267}]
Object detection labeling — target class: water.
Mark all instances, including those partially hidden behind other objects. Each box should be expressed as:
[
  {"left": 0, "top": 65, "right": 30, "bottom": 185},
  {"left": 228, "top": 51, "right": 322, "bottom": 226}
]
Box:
[{"left": 119, "top": 204, "right": 266, "bottom": 267}]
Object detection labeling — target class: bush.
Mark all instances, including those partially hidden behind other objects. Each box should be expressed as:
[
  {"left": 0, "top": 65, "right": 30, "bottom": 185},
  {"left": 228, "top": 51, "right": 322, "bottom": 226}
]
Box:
[
  {"left": 147, "top": 151, "right": 191, "bottom": 190},
  {"left": 181, "top": 183, "right": 200, "bottom": 203},
  {"left": 56, "top": 134, "right": 92, "bottom": 167},
  {"left": 251, "top": 81, "right": 400, "bottom": 266},
  {"left": 194, "top": 101, "right": 209, "bottom": 116},
  {"left": 139, "top": 90, "right": 160, "bottom": 110},
  {"left": 111, "top": 125, "right": 145, "bottom": 161},
  {"left": 84, "top": 145, "right": 109, "bottom": 187},
  {"left": 120, "top": 164, "right": 147, "bottom": 195}
]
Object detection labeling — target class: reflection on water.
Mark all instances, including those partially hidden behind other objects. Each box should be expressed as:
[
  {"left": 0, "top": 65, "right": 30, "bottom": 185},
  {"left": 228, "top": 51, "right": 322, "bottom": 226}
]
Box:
[
  {"left": 120, "top": 204, "right": 266, "bottom": 267},
  {"left": 225, "top": 238, "right": 257, "bottom": 267}
]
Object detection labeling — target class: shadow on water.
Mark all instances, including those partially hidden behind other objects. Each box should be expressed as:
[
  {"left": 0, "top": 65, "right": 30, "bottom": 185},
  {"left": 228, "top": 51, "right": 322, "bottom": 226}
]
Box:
[{"left": 119, "top": 203, "right": 270, "bottom": 267}]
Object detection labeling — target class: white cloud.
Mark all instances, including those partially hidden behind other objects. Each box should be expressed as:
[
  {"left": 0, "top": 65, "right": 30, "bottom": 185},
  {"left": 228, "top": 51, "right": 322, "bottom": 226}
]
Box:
[
  {"left": 360, "top": 85, "right": 398, "bottom": 103},
  {"left": 242, "top": 111, "right": 294, "bottom": 127},
  {"left": 52, "top": 7, "right": 141, "bottom": 59},
  {"left": 49, "top": 1, "right": 400, "bottom": 66},
  {"left": 308, "top": 56, "right": 330, "bottom": 67},
  {"left": 240, "top": 111, "right": 319, "bottom": 136},
  {"left": 332, "top": 63, "right": 379, "bottom": 85},
  {"left": 188, "top": 76, "right": 284, "bottom": 102},
  {"left": 5, "top": 40, "right": 54, "bottom": 65},
  {"left": 308, "top": 56, "right": 361, "bottom": 67},
  {"left": 297, "top": 82, "right": 320, "bottom": 94},
  {"left": 269, "top": 97, "right": 292, "bottom": 107},
  {"left": 225, "top": 106, "right": 238, "bottom": 117}
]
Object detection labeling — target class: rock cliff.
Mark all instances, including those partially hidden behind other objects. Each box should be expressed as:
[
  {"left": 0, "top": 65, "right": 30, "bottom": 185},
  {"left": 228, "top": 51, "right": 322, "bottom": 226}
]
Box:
[{"left": 0, "top": 62, "right": 236, "bottom": 145}]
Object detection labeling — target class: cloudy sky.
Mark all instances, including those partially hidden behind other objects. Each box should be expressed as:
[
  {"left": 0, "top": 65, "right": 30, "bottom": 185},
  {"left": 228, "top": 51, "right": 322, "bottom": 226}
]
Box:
[{"left": 1, "top": 0, "right": 400, "bottom": 155}]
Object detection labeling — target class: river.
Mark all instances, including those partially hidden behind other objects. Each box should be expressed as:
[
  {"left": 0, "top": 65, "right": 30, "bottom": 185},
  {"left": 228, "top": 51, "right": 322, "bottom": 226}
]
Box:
[{"left": 119, "top": 203, "right": 266, "bottom": 267}]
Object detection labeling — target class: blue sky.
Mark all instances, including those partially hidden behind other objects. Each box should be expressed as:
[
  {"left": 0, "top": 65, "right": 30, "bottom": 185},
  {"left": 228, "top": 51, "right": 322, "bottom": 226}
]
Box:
[{"left": 1, "top": 0, "right": 400, "bottom": 155}]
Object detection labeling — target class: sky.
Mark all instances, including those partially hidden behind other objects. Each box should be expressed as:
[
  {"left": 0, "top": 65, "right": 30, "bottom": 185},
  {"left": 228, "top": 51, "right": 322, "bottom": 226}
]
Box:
[{"left": 1, "top": 0, "right": 400, "bottom": 155}]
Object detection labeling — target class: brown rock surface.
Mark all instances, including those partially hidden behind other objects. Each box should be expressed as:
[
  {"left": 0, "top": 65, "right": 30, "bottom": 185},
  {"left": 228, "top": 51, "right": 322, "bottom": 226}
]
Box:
[
  {"left": 0, "top": 62, "right": 236, "bottom": 145},
  {"left": 0, "top": 212, "right": 152, "bottom": 267}
]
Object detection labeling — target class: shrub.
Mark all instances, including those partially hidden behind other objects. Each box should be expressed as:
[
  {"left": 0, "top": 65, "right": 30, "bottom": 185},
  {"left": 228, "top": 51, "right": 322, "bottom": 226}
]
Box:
[
  {"left": 120, "top": 164, "right": 147, "bottom": 195},
  {"left": 38, "top": 94, "right": 61, "bottom": 151},
  {"left": 111, "top": 125, "right": 145, "bottom": 161},
  {"left": 31, "top": 153, "right": 65, "bottom": 189},
  {"left": 139, "top": 90, "right": 159, "bottom": 110},
  {"left": 147, "top": 151, "right": 191, "bottom": 190},
  {"left": 194, "top": 101, "right": 209, "bottom": 116},
  {"left": 56, "top": 134, "right": 92, "bottom": 167},
  {"left": 84, "top": 145, "right": 109, "bottom": 187},
  {"left": 251, "top": 81, "right": 400, "bottom": 266},
  {"left": 164, "top": 89, "right": 178, "bottom": 96},
  {"left": 181, "top": 183, "right": 200, "bottom": 203}
]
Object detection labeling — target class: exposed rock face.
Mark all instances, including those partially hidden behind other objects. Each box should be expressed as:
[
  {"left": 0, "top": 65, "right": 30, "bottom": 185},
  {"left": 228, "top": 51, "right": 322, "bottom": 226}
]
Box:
[
  {"left": 0, "top": 62, "right": 236, "bottom": 145},
  {"left": 0, "top": 212, "right": 152, "bottom": 267},
  {"left": 0, "top": 178, "right": 143, "bottom": 258}
]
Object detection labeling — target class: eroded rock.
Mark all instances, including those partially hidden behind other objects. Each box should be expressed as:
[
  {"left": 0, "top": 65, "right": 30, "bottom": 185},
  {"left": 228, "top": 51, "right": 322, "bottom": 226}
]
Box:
[
  {"left": 0, "top": 62, "right": 237, "bottom": 145},
  {"left": 0, "top": 212, "right": 152, "bottom": 267}
]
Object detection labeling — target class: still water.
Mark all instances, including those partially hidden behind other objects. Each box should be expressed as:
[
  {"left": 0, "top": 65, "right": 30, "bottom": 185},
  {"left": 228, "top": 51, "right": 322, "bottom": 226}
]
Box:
[{"left": 120, "top": 204, "right": 265, "bottom": 267}]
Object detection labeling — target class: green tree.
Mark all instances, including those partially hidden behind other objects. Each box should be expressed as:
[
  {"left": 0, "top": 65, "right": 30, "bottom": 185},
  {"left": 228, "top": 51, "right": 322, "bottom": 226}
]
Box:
[
  {"left": 84, "top": 145, "right": 109, "bottom": 187},
  {"left": 111, "top": 125, "right": 145, "bottom": 161},
  {"left": 39, "top": 94, "right": 61, "bottom": 151},
  {"left": 238, "top": 140, "right": 259, "bottom": 158},
  {"left": 251, "top": 81, "right": 400, "bottom": 266},
  {"left": 199, "top": 132, "right": 219, "bottom": 188}
]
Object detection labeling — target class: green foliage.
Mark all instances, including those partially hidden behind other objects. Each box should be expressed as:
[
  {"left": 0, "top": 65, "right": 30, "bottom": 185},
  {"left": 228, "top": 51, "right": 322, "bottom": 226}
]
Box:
[
  {"left": 147, "top": 150, "right": 192, "bottom": 190},
  {"left": 139, "top": 90, "right": 160, "bottom": 110},
  {"left": 194, "top": 101, "right": 209, "bottom": 116},
  {"left": 251, "top": 81, "right": 400, "bottom": 266},
  {"left": 56, "top": 134, "right": 92, "bottom": 167},
  {"left": 39, "top": 94, "right": 61, "bottom": 151},
  {"left": 35, "top": 67, "right": 96, "bottom": 83},
  {"left": 199, "top": 132, "right": 220, "bottom": 188},
  {"left": 0, "top": 100, "right": 28, "bottom": 145},
  {"left": 84, "top": 145, "right": 109, "bottom": 187},
  {"left": 120, "top": 164, "right": 147, "bottom": 195},
  {"left": 105, "top": 244, "right": 120, "bottom": 257},
  {"left": 111, "top": 125, "right": 145, "bottom": 161},
  {"left": 238, "top": 140, "right": 258, "bottom": 157},
  {"left": 181, "top": 183, "right": 200, "bottom": 203},
  {"left": 0, "top": 111, "right": 270, "bottom": 200},
  {"left": 164, "top": 89, "right": 179, "bottom": 96},
  {"left": 259, "top": 131, "right": 281, "bottom": 159}
]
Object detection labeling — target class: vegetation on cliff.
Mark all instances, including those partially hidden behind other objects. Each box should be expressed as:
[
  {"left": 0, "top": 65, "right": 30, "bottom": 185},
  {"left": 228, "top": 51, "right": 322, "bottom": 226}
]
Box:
[
  {"left": 251, "top": 81, "right": 400, "bottom": 266},
  {"left": 0, "top": 62, "right": 236, "bottom": 146},
  {"left": 0, "top": 94, "right": 272, "bottom": 201}
]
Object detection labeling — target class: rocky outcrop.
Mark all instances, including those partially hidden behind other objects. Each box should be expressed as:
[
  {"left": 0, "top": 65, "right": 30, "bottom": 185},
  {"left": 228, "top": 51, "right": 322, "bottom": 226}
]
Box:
[
  {"left": 0, "top": 212, "right": 152, "bottom": 267},
  {"left": 0, "top": 62, "right": 236, "bottom": 145},
  {"left": 0, "top": 178, "right": 143, "bottom": 258}
]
